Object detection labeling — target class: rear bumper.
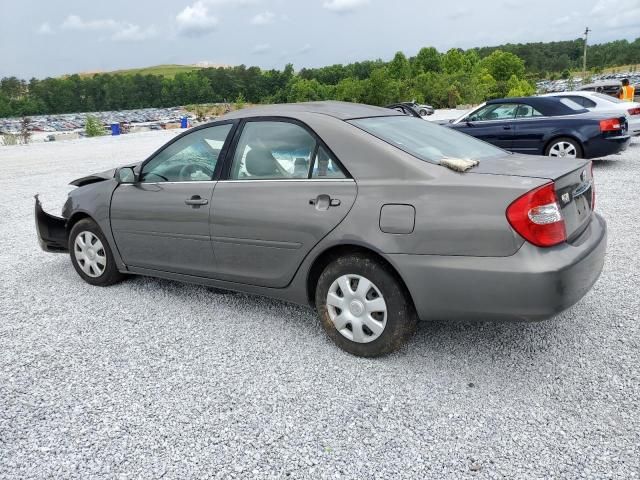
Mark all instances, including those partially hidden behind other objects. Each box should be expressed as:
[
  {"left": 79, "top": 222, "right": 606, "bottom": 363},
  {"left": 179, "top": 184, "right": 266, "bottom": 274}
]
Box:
[
  {"left": 389, "top": 213, "right": 607, "bottom": 322},
  {"left": 35, "top": 195, "right": 68, "bottom": 253},
  {"left": 584, "top": 134, "right": 631, "bottom": 158}
]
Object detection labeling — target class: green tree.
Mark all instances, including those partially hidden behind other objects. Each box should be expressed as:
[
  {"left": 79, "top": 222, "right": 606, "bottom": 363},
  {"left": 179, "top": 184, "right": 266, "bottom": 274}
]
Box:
[
  {"left": 85, "top": 115, "right": 105, "bottom": 137},
  {"left": 412, "top": 47, "right": 442, "bottom": 74},
  {"left": 479, "top": 50, "right": 525, "bottom": 81},
  {"left": 388, "top": 52, "right": 411, "bottom": 80},
  {"left": 442, "top": 49, "right": 466, "bottom": 74},
  {"left": 506, "top": 75, "right": 535, "bottom": 97}
]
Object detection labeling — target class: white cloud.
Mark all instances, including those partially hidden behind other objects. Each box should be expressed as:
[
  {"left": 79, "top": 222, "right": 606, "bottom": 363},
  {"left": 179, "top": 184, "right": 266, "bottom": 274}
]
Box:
[
  {"left": 250, "top": 11, "right": 276, "bottom": 25},
  {"left": 591, "top": 0, "right": 640, "bottom": 28},
  {"left": 297, "top": 43, "right": 312, "bottom": 54},
  {"left": 112, "top": 24, "right": 158, "bottom": 42},
  {"left": 323, "top": 0, "right": 370, "bottom": 13},
  {"left": 207, "top": 0, "right": 260, "bottom": 5},
  {"left": 176, "top": 1, "right": 219, "bottom": 37},
  {"left": 61, "top": 15, "right": 119, "bottom": 31},
  {"left": 252, "top": 43, "right": 271, "bottom": 54},
  {"left": 60, "top": 14, "right": 156, "bottom": 42},
  {"left": 37, "top": 22, "right": 54, "bottom": 35}
]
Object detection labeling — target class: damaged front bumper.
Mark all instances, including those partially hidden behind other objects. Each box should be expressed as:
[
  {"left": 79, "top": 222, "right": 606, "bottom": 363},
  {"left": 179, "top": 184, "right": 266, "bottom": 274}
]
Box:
[{"left": 35, "top": 195, "right": 68, "bottom": 253}]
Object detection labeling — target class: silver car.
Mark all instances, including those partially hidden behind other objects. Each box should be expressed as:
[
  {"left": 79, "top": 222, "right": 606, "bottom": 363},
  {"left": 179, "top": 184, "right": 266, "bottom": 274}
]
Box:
[{"left": 35, "top": 101, "right": 607, "bottom": 357}]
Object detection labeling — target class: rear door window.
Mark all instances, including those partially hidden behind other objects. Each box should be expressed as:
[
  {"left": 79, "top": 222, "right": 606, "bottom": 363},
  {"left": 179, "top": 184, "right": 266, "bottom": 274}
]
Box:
[
  {"left": 228, "top": 121, "right": 347, "bottom": 180},
  {"left": 515, "top": 104, "right": 544, "bottom": 118}
]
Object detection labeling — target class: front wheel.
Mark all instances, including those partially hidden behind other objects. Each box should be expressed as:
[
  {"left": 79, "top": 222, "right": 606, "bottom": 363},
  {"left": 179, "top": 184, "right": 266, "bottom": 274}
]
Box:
[
  {"left": 69, "top": 219, "right": 124, "bottom": 286},
  {"left": 545, "top": 137, "right": 583, "bottom": 159},
  {"left": 419, "top": 109, "right": 428, "bottom": 117},
  {"left": 315, "top": 254, "right": 417, "bottom": 357}
]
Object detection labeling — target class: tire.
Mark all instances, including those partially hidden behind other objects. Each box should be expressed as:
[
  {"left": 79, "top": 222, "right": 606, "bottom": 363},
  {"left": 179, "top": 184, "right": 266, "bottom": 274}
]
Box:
[
  {"left": 315, "top": 254, "right": 417, "bottom": 357},
  {"left": 68, "top": 218, "right": 124, "bottom": 286},
  {"left": 419, "top": 109, "right": 427, "bottom": 117},
  {"left": 545, "top": 137, "right": 583, "bottom": 159}
]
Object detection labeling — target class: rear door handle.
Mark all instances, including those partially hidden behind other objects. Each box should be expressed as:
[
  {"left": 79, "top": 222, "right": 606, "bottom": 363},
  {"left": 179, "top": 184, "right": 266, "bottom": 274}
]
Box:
[
  {"left": 185, "top": 195, "right": 208, "bottom": 207},
  {"left": 309, "top": 194, "right": 340, "bottom": 210},
  {"left": 503, "top": 125, "right": 512, "bottom": 130}
]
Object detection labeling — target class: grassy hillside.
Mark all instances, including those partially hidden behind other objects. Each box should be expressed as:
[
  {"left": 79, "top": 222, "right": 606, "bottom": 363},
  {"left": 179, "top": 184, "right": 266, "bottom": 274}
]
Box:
[{"left": 78, "top": 64, "right": 204, "bottom": 78}]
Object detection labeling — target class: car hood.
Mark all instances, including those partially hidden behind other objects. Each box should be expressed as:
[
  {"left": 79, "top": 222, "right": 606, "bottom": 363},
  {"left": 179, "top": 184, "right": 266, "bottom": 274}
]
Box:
[
  {"left": 69, "top": 162, "right": 141, "bottom": 187},
  {"left": 468, "top": 153, "right": 589, "bottom": 180}
]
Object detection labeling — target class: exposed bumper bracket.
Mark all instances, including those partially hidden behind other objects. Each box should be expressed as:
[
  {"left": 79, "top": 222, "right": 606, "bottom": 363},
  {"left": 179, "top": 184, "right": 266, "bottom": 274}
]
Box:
[{"left": 35, "top": 195, "right": 68, "bottom": 253}]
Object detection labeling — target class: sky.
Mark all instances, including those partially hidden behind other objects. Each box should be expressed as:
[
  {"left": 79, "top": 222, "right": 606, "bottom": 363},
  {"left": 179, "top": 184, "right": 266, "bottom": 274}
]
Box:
[{"left": 1, "top": 0, "right": 639, "bottom": 79}]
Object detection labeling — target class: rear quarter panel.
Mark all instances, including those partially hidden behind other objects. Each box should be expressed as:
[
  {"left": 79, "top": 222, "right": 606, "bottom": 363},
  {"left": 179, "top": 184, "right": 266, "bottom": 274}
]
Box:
[{"left": 512, "top": 117, "right": 597, "bottom": 155}]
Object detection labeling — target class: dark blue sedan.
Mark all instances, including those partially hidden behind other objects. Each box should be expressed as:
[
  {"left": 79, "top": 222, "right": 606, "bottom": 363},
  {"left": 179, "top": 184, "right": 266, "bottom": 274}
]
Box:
[{"left": 446, "top": 97, "right": 630, "bottom": 159}]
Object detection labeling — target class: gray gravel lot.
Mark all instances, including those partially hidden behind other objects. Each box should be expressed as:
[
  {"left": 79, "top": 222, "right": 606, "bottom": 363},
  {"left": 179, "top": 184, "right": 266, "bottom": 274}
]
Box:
[{"left": 1, "top": 132, "right": 639, "bottom": 479}]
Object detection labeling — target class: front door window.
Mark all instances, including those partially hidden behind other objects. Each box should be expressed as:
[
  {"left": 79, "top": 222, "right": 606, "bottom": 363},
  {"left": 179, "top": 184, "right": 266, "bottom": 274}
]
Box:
[{"left": 141, "top": 124, "right": 233, "bottom": 182}]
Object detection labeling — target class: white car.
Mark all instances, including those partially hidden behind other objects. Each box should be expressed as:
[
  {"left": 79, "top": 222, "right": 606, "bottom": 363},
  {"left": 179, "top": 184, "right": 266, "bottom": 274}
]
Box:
[{"left": 541, "top": 91, "right": 640, "bottom": 136}]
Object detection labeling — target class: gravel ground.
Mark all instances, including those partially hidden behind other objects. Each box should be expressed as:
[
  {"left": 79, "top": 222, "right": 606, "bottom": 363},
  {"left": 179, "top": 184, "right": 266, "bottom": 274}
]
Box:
[{"left": 0, "top": 131, "right": 639, "bottom": 479}]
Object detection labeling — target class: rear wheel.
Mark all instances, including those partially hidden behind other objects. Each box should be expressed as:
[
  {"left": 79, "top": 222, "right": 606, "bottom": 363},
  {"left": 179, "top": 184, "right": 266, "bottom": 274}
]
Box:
[
  {"left": 69, "top": 219, "right": 124, "bottom": 286},
  {"left": 315, "top": 254, "right": 417, "bottom": 357},
  {"left": 545, "top": 137, "right": 583, "bottom": 159}
]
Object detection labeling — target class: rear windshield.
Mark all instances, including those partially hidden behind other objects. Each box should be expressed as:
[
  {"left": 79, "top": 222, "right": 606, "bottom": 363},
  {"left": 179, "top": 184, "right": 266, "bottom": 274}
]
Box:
[
  {"left": 349, "top": 116, "right": 506, "bottom": 164},
  {"left": 593, "top": 92, "right": 624, "bottom": 104},
  {"left": 559, "top": 98, "right": 585, "bottom": 111}
]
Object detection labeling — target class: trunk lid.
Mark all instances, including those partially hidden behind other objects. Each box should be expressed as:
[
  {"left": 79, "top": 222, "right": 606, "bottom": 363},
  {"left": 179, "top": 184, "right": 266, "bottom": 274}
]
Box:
[{"left": 469, "top": 154, "right": 593, "bottom": 241}]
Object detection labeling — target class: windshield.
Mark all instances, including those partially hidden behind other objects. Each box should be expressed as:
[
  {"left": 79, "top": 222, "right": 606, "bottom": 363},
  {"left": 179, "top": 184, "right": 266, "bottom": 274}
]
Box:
[
  {"left": 593, "top": 92, "right": 624, "bottom": 104},
  {"left": 349, "top": 116, "right": 506, "bottom": 164}
]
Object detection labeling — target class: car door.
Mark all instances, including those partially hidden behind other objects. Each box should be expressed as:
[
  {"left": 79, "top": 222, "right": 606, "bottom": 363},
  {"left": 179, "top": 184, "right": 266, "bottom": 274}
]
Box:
[
  {"left": 110, "top": 122, "right": 235, "bottom": 276},
  {"left": 452, "top": 103, "right": 517, "bottom": 149},
  {"left": 510, "top": 103, "right": 547, "bottom": 154},
  {"left": 210, "top": 119, "right": 357, "bottom": 288}
]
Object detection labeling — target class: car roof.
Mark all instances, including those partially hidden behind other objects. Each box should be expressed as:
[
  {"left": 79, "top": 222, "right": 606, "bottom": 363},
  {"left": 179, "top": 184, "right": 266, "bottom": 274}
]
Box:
[
  {"left": 221, "top": 101, "right": 403, "bottom": 121},
  {"left": 486, "top": 96, "right": 588, "bottom": 116}
]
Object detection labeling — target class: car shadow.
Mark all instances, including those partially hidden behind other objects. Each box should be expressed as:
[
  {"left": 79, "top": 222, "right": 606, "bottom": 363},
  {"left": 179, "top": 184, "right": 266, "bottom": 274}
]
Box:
[{"left": 41, "top": 257, "right": 580, "bottom": 371}]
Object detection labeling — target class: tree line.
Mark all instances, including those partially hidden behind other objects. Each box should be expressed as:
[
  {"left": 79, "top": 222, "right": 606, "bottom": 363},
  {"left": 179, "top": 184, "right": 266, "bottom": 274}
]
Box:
[{"left": 1, "top": 37, "right": 637, "bottom": 118}]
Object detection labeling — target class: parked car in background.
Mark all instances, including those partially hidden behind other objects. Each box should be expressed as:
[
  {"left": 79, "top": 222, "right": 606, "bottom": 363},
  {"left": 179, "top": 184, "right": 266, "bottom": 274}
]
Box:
[
  {"left": 36, "top": 101, "right": 606, "bottom": 357},
  {"left": 580, "top": 80, "right": 623, "bottom": 97},
  {"left": 403, "top": 101, "right": 434, "bottom": 116},
  {"left": 541, "top": 91, "right": 640, "bottom": 136},
  {"left": 447, "top": 97, "right": 630, "bottom": 159},
  {"left": 385, "top": 102, "right": 422, "bottom": 117}
]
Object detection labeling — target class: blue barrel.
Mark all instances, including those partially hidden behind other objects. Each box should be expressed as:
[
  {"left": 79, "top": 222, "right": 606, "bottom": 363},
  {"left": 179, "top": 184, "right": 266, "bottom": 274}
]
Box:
[
  {"left": 180, "top": 116, "right": 188, "bottom": 129},
  {"left": 111, "top": 123, "right": 120, "bottom": 136}
]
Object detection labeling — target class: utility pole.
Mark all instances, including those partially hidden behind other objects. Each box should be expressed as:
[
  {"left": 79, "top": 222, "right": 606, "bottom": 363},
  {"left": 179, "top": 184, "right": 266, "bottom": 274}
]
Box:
[{"left": 583, "top": 27, "right": 591, "bottom": 82}]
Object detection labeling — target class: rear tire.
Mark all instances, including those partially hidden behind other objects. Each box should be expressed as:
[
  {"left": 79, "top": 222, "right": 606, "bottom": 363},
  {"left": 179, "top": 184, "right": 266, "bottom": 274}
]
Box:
[
  {"left": 315, "top": 254, "right": 417, "bottom": 357},
  {"left": 69, "top": 218, "right": 124, "bottom": 286},
  {"left": 545, "top": 137, "right": 583, "bottom": 159}
]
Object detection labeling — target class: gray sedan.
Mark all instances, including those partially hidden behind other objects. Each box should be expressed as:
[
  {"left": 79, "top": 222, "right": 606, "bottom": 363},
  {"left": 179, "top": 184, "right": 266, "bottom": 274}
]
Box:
[{"left": 35, "top": 101, "right": 607, "bottom": 357}]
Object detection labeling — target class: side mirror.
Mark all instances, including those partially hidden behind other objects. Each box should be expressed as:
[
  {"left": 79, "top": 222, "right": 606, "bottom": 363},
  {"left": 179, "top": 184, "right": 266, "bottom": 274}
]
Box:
[{"left": 116, "top": 167, "right": 137, "bottom": 184}]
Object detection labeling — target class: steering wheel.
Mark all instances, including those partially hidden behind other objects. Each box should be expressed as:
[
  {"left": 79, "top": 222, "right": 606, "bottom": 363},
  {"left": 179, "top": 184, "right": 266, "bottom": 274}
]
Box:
[{"left": 179, "top": 163, "right": 214, "bottom": 181}]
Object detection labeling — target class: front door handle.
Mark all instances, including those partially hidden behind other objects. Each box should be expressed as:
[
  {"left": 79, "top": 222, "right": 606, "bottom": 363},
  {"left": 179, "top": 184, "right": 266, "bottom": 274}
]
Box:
[
  {"left": 503, "top": 125, "right": 512, "bottom": 130},
  {"left": 185, "top": 195, "right": 208, "bottom": 207}
]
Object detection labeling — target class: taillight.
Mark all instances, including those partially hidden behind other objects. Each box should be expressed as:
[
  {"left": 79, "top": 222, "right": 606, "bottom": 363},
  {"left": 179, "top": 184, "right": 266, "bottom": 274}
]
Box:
[
  {"left": 628, "top": 107, "right": 640, "bottom": 116},
  {"left": 506, "top": 183, "right": 566, "bottom": 247},
  {"left": 590, "top": 161, "right": 596, "bottom": 210},
  {"left": 599, "top": 118, "right": 622, "bottom": 132}
]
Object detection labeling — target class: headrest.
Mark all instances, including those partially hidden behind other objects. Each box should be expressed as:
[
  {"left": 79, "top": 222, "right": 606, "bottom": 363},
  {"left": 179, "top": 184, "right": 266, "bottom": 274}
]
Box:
[{"left": 245, "top": 147, "right": 277, "bottom": 177}]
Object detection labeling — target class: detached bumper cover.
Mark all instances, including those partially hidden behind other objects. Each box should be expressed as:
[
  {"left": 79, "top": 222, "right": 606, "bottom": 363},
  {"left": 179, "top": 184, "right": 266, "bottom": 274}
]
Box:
[
  {"left": 35, "top": 195, "right": 68, "bottom": 253},
  {"left": 390, "top": 213, "right": 607, "bottom": 322}
]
